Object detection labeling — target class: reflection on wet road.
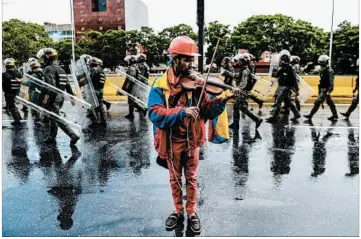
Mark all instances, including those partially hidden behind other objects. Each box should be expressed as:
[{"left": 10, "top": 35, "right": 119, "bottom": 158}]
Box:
[{"left": 2, "top": 104, "right": 359, "bottom": 236}]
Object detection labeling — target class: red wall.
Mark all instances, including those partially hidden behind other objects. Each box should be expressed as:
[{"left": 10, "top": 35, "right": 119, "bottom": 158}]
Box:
[{"left": 74, "top": 0, "right": 126, "bottom": 37}]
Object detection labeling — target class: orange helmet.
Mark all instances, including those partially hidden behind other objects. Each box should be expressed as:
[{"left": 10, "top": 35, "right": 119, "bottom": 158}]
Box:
[{"left": 168, "top": 36, "right": 200, "bottom": 57}]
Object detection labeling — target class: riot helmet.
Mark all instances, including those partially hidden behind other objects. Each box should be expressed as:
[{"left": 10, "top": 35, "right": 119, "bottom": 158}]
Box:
[
  {"left": 37, "top": 48, "right": 57, "bottom": 62},
  {"left": 290, "top": 55, "right": 300, "bottom": 65},
  {"left": 318, "top": 55, "right": 329, "bottom": 67},
  {"left": 4, "top": 58, "right": 15, "bottom": 69}
]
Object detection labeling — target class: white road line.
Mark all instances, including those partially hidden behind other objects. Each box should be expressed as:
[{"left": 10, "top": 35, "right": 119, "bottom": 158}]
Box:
[
  {"left": 2, "top": 119, "right": 33, "bottom": 122},
  {"left": 287, "top": 125, "right": 359, "bottom": 129}
]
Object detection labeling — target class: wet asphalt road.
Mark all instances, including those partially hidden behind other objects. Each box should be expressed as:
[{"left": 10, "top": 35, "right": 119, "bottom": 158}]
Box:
[{"left": 2, "top": 103, "right": 359, "bottom": 236}]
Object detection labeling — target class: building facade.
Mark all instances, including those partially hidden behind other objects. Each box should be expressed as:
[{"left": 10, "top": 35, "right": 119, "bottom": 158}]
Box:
[
  {"left": 74, "top": 0, "right": 126, "bottom": 35},
  {"left": 44, "top": 22, "right": 73, "bottom": 41},
  {"left": 73, "top": 0, "right": 148, "bottom": 38}
]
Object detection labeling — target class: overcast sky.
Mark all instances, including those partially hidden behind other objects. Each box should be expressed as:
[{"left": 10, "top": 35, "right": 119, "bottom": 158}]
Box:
[{"left": 1, "top": 0, "right": 360, "bottom": 32}]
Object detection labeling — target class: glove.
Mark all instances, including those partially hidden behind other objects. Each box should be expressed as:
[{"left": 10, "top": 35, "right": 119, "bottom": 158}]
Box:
[{"left": 42, "top": 94, "right": 49, "bottom": 105}]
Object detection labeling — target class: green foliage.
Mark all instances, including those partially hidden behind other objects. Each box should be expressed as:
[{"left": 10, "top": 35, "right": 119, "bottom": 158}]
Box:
[
  {"left": 231, "top": 14, "right": 328, "bottom": 64},
  {"left": 205, "top": 21, "right": 235, "bottom": 66},
  {"left": 331, "top": 21, "right": 359, "bottom": 74},
  {"left": 2, "top": 19, "right": 53, "bottom": 65},
  {"left": 3, "top": 17, "right": 358, "bottom": 74}
]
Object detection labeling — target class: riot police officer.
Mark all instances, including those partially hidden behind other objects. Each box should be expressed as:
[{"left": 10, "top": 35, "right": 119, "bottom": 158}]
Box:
[
  {"left": 248, "top": 54, "right": 256, "bottom": 74},
  {"left": 137, "top": 53, "right": 149, "bottom": 85},
  {"left": 266, "top": 50, "right": 301, "bottom": 123},
  {"left": 281, "top": 55, "right": 302, "bottom": 113},
  {"left": 2, "top": 58, "right": 23, "bottom": 126},
  {"left": 25, "top": 58, "right": 45, "bottom": 121},
  {"left": 124, "top": 55, "right": 141, "bottom": 119},
  {"left": 96, "top": 58, "right": 112, "bottom": 111},
  {"left": 304, "top": 55, "right": 338, "bottom": 121},
  {"left": 341, "top": 59, "right": 359, "bottom": 119},
  {"left": 88, "top": 57, "right": 107, "bottom": 125},
  {"left": 221, "top": 57, "right": 234, "bottom": 87},
  {"left": 37, "top": 48, "right": 80, "bottom": 145},
  {"left": 230, "top": 53, "right": 263, "bottom": 129}
]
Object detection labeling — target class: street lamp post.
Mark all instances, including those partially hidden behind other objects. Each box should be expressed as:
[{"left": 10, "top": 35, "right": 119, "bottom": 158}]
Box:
[
  {"left": 70, "top": 0, "right": 76, "bottom": 64},
  {"left": 329, "top": 0, "right": 335, "bottom": 66},
  {"left": 197, "top": 0, "right": 204, "bottom": 73}
]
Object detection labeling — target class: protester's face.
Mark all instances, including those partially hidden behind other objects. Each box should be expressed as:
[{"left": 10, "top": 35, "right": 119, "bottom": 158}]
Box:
[{"left": 174, "top": 55, "right": 195, "bottom": 75}]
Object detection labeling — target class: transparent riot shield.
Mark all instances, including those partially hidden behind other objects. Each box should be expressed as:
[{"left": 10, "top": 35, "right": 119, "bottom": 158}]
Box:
[
  {"left": 269, "top": 53, "right": 280, "bottom": 78},
  {"left": 137, "top": 74, "right": 151, "bottom": 86},
  {"left": 297, "top": 76, "right": 315, "bottom": 104},
  {"left": 22, "top": 63, "right": 31, "bottom": 76},
  {"left": 71, "top": 56, "right": 99, "bottom": 109},
  {"left": 63, "top": 61, "right": 84, "bottom": 101},
  {"left": 113, "top": 69, "right": 150, "bottom": 111},
  {"left": 250, "top": 74, "right": 273, "bottom": 101},
  {"left": 220, "top": 67, "right": 272, "bottom": 101},
  {"left": 110, "top": 83, "right": 147, "bottom": 110},
  {"left": 23, "top": 73, "right": 91, "bottom": 126},
  {"left": 15, "top": 96, "right": 81, "bottom": 129}
]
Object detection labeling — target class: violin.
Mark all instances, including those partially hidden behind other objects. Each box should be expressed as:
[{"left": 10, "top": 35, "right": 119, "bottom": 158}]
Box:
[{"left": 180, "top": 71, "right": 246, "bottom": 96}]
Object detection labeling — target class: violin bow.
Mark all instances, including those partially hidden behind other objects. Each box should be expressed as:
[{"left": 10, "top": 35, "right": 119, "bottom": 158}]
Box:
[{"left": 196, "top": 37, "right": 221, "bottom": 108}]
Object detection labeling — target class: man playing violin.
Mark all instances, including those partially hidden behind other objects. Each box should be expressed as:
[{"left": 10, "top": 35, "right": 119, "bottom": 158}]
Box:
[{"left": 148, "top": 36, "right": 240, "bottom": 235}]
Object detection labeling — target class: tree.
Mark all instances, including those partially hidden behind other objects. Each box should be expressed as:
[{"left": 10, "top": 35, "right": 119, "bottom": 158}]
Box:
[
  {"left": 331, "top": 21, "right": 359, "bottom": 74},
  {"left": 2, "top": 19, "right": 53, "bottom": 64},
  {"left": 99, "top": 30, "right": 128, "bottom": 70},
  {"left": 204, "top": 21, "right": 235, "bottom": 66},
  {"left": 231, "top": 14, "right": 328, "bottom": 64}
]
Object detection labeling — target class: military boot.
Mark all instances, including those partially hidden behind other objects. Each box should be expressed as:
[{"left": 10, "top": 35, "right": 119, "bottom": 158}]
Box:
[
  {"left": 125, "top": 104, "right": 135, "bottom": 119},
  {"left": 327, "top": 101, "right": 338, "bottom": 121},
  {"left": 304, "top": 102, "right": 321, "bottom": 120},
  {"left": 341, "top": 100, "right": 358, "bottom": 119}
]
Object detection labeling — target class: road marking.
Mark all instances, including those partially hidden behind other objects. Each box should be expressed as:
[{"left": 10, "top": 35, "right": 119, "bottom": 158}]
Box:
[
  {"left": 286, "top": 125, "right": 359, "bottom": 129},
  {"left": 2, "top": 120, "right": 32, "bottom": 122}
]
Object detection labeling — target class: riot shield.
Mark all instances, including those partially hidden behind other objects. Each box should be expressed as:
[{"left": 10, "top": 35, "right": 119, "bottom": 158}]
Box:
[
  {"left": 269, "top": 53, "right": 280, "bottom": 77},
  {"left": 137, "top": 74, "right": 151, "bottom": 85},
  {"left": 72, "top": 56, "right": 99, "bottom": 109},
  {"left": 68, "top": 60, "right": 85, "bottom": 101},
  {"left": 110, "top": 83, "right": 147, "bottom": 109},
  {"left": 250, "top": 74, "right": 273, "bottom": 101},
  {"left": 220, "top": 67, "right": 272, "bottom": 101},
  {"left": 15, "top": 96, "right": 81, "bottom": 129},
  {"left": 23, "top": 73, "right": 91, "bottom": 126},
  {"left": 114, "top": 70, "right": 150, "bottom": 111},
  {"left": 297, "top": 76, "right": 315, "bottom": 104}
]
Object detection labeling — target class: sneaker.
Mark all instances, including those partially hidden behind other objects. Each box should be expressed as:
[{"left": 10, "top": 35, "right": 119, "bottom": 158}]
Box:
[
  {"left": 165, "top": 212, "right": 184, "bottom": 231},
  {"left": 187, "top": 213, "right": 201, "bottom": 235},
  {"left": 70, "top": 135, "right": 80, "bottom": 145}
]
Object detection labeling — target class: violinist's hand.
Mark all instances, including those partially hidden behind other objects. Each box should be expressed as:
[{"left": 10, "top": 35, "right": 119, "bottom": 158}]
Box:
[
  {"left": 231, "top": 88, "right": 241, "bottom": 98},
  {"left": 223, "top": 88, "right": 242, "bottom": 101},
  {"left": 184, "top": 107, "right": 199, "bottom": 120}
]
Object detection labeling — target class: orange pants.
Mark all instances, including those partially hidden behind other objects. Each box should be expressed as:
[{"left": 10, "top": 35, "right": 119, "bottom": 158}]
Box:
[{"left": 166, "top": 141, "right": 199, "bottom": 216}]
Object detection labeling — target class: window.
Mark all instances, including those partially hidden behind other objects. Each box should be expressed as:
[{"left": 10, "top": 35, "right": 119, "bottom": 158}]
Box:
[{"left": 92, "top": 0, "right": 107, "bottom": 12}]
